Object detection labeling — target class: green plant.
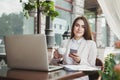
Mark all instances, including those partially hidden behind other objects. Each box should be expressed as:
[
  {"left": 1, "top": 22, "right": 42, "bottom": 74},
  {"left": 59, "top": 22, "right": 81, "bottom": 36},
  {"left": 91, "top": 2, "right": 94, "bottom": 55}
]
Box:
[
  {"left": 99, "top": 53, "right": 118, "bottom": 80},
  {"left": 20, "top": 0, "right": 59, "bottom": 20}
]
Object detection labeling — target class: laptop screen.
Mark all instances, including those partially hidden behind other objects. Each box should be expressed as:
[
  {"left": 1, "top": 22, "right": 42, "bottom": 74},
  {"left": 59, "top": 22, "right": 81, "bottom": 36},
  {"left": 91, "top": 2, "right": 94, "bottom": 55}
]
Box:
[{"left": 4, "top": 34, "right": 50, "bottom": 71}]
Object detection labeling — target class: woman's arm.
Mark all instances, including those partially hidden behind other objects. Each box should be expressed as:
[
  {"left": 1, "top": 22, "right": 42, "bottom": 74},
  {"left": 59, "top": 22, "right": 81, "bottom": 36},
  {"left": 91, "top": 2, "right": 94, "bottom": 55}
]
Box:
[
  {"left": 50, "top": 40, "right": 68, "bottom": 65},
  {"left": 88, "top": 41, "right": 97, "bottom": 66},
  {"left": 69, "top": 53, "right": 81, "bottom": 63},
  {"left": 53, "top": 49, "right": 63, "bottom": 59}
]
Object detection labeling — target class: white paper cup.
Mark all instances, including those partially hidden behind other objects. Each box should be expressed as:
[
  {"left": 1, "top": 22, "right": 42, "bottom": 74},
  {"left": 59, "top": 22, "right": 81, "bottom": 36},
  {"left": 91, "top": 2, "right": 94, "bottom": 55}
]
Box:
[{"left": 58, "top": 48, "right": 66, "bottom": 55}]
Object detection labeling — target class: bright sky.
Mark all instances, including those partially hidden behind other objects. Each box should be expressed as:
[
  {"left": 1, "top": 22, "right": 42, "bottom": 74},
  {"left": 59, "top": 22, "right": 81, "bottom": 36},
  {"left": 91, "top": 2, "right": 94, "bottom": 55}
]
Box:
[{"left": 0, "top": 0, "right": 28, "bottom": 16}]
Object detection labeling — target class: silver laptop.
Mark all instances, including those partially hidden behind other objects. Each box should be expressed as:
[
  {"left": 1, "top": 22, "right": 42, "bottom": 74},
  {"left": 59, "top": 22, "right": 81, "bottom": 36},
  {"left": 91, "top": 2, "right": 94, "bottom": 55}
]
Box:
[{"left": 4, "top": 34, "right": 62, "bottom": 71}]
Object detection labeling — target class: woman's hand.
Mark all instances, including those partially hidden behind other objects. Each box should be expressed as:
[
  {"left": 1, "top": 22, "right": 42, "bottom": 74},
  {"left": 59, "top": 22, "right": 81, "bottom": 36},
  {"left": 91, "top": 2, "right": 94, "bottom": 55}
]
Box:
[
  {"left": 53, "top": 49, "right": 62, "bottom": 59},
  {"left": 69, "top": 53, "right": 81, "bottom": 63}
]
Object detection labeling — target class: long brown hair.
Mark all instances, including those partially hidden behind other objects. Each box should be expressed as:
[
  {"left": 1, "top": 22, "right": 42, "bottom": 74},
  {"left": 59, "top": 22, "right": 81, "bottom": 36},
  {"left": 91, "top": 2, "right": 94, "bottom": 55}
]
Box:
[{"left": 70, "top": 16, "right": 92, "bottom": 40}]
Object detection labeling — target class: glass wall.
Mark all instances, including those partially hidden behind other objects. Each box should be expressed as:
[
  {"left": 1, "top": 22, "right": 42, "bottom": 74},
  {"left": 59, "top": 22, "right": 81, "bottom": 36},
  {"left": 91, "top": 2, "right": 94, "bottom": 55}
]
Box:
[
  {"left": 85, "top": 11, "right": 119, "bottom": 47},
  {"left": 0, "top": 0, "right": 34, "bottom": 53},
  {"left": 54, "top": 0, "right": 72, "bottom": 45},
  {"left": 55, "top": 0, "right": 72, "bottom": 27}
]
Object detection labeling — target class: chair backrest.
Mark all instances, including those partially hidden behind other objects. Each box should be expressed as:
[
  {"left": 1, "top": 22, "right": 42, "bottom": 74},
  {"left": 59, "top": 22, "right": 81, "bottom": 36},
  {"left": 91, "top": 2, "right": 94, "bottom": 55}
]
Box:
[
  {"left": 89, "top": 58, "right": 104, "bottom": 80},
  {"left": 95, "top": 58, "right": 103, "bottom": 66}
]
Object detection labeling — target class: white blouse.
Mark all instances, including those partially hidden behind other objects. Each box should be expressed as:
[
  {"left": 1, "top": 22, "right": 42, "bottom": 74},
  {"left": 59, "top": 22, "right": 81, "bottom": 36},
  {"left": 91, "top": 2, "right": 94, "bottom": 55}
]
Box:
[
  {"left": 60, "top": 37, "right": 97, "bottom": 67},
  {"left": 51, "top": 38, "right": 97, "bottom": 80}
]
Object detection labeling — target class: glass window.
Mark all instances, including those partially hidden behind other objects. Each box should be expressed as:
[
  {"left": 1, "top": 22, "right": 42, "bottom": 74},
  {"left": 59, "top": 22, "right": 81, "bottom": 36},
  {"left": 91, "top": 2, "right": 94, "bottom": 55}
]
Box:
[
  {"left": 59, "top": 25, "right": 62, "bottom": 29},
  {"left": 0, "top": 0, "right": 34, "bottom": 53},
  {"left": 54, "top": 24, "right": 56, "bottom": 29}
]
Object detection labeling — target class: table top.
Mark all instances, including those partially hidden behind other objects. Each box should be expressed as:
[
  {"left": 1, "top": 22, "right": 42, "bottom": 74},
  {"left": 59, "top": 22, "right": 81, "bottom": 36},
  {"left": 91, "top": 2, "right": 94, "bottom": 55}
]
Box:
[
  {"left": 0, "top": 66, "right": 89, "bottom": 80},
  {"left": 0, "top": 48, "right": 100, "bottom": 80}
]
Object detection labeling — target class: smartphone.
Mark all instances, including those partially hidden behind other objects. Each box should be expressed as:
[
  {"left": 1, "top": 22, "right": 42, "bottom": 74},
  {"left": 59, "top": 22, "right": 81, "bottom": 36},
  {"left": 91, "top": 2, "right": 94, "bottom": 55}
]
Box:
[{"left": 70, "top": 49, "right": 77, "bottom": 54}]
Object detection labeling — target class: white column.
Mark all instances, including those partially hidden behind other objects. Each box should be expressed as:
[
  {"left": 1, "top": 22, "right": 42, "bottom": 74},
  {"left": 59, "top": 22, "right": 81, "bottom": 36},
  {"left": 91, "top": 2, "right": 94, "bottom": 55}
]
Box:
[
  {"left": 96, "top": 14, "right": 103, "bottom": 47},
  {"left": 72, "top": 0, "right": 84, "bottom": 20}
]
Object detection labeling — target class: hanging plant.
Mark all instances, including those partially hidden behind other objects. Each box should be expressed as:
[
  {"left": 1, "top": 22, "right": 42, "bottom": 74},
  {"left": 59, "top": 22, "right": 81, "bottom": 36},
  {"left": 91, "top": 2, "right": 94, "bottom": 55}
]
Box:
[{"left": 20, "top": 0, "right": 59, "bottom": 20}]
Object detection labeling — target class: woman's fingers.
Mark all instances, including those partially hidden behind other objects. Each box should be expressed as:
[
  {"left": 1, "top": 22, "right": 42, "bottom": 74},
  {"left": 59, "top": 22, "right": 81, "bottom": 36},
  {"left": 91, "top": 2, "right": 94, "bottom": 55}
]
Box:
[
  {"left": 69, "top": 53, "right": 78, "bottom": 57},
  {"left": 71, "top": 53, "right": 78, "bottom": 57},
  {"left": 54, "top": 50, "right": 62, "bottom": 59},
  {"left": 69, "top": 53, "right": 80, "bottom": 63}
]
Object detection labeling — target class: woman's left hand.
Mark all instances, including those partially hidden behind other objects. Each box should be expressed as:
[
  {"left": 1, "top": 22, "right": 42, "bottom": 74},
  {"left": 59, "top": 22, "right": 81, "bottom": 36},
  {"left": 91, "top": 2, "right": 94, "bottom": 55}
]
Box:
[{"left": 69, "top": 53, "right": 81, "bottom": 63}]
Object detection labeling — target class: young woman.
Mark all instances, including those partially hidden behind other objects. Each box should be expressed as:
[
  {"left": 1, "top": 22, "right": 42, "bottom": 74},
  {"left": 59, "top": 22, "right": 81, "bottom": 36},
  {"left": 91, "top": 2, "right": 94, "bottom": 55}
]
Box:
[{"left": 52, "top": 16, "right": 97, "bottom": 80}]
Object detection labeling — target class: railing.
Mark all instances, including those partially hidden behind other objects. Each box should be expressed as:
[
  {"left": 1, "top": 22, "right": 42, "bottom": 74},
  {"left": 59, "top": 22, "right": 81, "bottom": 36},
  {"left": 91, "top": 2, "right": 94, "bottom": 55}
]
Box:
[{"left": 0, "top": 44, "right": 6, "bottom": 67}]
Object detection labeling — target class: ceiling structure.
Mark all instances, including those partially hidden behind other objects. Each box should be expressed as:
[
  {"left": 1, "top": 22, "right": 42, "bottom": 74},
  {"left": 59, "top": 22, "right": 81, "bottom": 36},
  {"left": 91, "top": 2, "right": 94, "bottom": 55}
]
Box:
[{"left": 84, "top": 0, "right": 100, "bottom": 12}]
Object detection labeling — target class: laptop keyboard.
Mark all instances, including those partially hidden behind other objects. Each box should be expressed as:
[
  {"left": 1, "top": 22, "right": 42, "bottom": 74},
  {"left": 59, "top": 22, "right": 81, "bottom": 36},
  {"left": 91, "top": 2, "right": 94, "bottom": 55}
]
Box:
[
  {"left": 49, "top": 65, "right": 57, "bottom": 69},
  {"left": 49, "top": 65, "right": 63, "bottom": 69}
]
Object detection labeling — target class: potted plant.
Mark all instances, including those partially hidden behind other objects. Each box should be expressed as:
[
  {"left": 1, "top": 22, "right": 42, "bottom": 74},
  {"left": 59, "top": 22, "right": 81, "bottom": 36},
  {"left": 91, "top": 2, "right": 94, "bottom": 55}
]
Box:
[
  {"left": 99, "top": 53, "right": 120, "bottom": 80},
  {"left": 20, "top": 0, "right": 59, "bottom": 20}
]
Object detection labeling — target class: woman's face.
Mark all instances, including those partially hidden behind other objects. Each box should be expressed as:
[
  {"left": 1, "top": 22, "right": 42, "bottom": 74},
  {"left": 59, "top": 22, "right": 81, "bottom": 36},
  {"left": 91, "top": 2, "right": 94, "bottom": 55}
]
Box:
[{"left": 73, "top": 19, "right": 85, "bottom": 39}]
